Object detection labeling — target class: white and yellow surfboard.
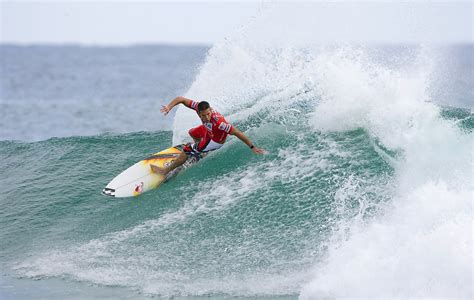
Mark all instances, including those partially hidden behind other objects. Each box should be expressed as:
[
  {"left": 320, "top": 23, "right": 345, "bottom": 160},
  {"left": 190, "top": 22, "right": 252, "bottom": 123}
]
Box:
[{"left": 102, "top": 144, "right": 198, "bottom": 198}]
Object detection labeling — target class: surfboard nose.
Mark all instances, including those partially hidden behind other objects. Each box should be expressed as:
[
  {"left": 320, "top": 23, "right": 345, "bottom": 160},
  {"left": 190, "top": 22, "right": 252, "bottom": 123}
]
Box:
[{"left": 102, "top": 187, "right": 116, "bottom": 197}]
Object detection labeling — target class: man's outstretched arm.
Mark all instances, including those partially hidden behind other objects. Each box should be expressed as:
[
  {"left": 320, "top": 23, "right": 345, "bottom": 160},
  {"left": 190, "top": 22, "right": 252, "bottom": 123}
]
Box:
[
  {"left": 229, "top": 127, "right": 266, "bottom": 154},
  {"left": 160, "top": 96, "right": 194, "bottom": 115}
]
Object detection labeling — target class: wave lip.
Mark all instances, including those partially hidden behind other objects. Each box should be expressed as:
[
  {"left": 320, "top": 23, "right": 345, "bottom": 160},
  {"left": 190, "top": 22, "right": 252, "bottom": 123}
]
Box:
[
  {"left": 298, "top": 47, "right": 472, "bottom": 299},
  {"left": 3, "top": 4, "right": 472, "bottom": 297},
  {"left": 172, "top": 35, "right": 472, "bottom": 298}
]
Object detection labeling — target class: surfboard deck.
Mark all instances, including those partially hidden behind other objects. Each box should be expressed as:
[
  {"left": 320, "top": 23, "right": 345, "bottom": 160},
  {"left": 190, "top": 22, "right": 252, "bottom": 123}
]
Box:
[{"left": 102, "top": 144, "right": 199, "bottom": 198}]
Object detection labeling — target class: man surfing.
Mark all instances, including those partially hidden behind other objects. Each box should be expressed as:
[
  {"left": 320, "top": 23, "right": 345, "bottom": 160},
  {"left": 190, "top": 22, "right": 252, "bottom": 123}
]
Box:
[{"left": 151, "top": 96, "right": 265, "bottom": 176}]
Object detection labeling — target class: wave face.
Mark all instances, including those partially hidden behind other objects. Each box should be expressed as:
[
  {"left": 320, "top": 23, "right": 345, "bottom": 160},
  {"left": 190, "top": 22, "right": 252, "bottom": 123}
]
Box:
[
  {"left": 3, "top": 44, "right": 471, "bottom": 298},
  {"left": 171, "top": 35, "right": 472, "bottom": 298},
  {"left": 2, "top": 4, "right": 473, "bottom": 299}
]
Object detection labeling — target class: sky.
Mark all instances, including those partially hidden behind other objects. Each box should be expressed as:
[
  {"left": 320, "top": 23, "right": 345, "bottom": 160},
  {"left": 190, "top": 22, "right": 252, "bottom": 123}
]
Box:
[
  {"left": 1, "top": 1, "right": 262, "bottom": 45},
  {"left": 1, "top": 1, "right": 472, "bottom": 45}
]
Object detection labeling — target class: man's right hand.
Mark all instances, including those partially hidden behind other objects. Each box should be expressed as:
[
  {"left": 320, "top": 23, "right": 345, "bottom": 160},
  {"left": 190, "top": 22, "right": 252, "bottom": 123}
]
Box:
[{"left": 160, "top": 105, "right": 171, "bottom": 115}]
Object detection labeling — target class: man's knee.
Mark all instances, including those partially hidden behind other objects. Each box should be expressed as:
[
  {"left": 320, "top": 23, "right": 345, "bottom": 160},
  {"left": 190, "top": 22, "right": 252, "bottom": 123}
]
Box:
[
  {"left": 178, "top": 151, "right": 187, "bottom": 160},
  {"left": 188, "top": 125, "right": 206, "bottom": 140}
]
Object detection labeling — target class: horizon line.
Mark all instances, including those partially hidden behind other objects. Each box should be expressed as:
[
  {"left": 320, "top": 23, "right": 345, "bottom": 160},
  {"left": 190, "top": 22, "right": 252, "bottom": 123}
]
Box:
[{"left": 0, "top": 41, "right": 213, "bottom": 48}]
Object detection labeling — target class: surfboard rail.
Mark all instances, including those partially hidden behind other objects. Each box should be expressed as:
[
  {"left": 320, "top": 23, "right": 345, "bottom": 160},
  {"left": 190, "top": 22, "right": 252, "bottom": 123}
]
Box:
[{"left": 102, "top": 144, "right": 198, "bottom": 198}]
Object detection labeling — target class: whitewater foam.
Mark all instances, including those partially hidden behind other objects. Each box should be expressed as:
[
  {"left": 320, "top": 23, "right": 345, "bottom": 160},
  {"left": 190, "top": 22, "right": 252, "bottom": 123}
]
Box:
[
  {"left": 171, "top": 37, "right": 472, "bottom": 297},
  {"left": 299, "top": 46, "right": 472, "bottom": 299},
  {"left": 5, "top": 3, "right": 472, "bottom": 298}
]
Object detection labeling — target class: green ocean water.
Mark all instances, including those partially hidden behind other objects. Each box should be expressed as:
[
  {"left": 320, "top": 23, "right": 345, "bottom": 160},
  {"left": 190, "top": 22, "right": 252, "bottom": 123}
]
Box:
[
  {"left": 1, "top": 39, "right": 473, "bottom": 298},
  {"left": 0, "top": 125, "right": 393, "bottom": 297},
  {"left": 1, "top": 106, "right": 471, "bottom": 298}
]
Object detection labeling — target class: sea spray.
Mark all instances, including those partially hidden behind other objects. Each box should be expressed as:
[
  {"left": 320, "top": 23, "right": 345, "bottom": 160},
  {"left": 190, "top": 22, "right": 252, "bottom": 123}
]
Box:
[
  {"left": 299, "top": 47, "right": 472, "bottom": 299},
  {"left": 2, "top": 3, "right": 472, "bottom": 298}
]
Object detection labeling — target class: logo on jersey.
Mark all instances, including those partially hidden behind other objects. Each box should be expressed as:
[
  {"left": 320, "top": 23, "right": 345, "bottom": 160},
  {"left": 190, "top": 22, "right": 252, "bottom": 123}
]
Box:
[
  {"left": 218, "top": 122, "right": 232, "bottom": 133},
  {"left": 204, "top": 122, "right": 212, "bottom": 131}
]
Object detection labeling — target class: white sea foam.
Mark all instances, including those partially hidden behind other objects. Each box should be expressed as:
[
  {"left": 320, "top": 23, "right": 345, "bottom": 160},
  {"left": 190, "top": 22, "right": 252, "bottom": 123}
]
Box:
[
  {"left": 12, "top": 3, "right": 472, "bottom": 298},
  {"left": 172, "top": 31, "right": 472, "bottom": 299},
  {"left": 299, "top": 47, "right": 472, "bottom": 299}
]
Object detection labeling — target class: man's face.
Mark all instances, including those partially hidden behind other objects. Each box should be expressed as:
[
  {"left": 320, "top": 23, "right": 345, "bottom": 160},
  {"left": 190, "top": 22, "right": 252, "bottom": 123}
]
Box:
[{"left": 198, "top": 108, "right": 212, "bottom": 123}]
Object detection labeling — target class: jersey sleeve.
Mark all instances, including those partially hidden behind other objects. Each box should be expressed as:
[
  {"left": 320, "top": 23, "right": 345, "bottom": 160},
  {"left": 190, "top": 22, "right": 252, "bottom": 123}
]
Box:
[
  {"left": 185, "top": 100, "right": 199, "bottom": 112},
  {"left": 217, "top": 120, "right": 233, "bottom": 133}
]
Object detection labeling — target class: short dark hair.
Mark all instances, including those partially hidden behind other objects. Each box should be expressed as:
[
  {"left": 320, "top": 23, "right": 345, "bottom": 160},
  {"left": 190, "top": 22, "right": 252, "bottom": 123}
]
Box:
[{"left": 197, "top": 101, "right": 210, "bottom": 112}]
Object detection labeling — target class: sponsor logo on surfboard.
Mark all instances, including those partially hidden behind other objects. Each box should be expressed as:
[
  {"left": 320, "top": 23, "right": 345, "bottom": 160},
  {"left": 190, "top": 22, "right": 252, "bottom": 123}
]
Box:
[
  {"left": 164, "top": 160, "right": 175, "bottom": 168},
  {"left": 134, "top": 182, "right": 144, "bottom": 194}
]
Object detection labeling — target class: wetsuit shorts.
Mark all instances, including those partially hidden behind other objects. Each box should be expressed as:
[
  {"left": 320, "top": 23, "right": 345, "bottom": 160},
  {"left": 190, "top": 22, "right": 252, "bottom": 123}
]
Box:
[{"left": 182, "top": 125, "right": 224, "bottom": 158}]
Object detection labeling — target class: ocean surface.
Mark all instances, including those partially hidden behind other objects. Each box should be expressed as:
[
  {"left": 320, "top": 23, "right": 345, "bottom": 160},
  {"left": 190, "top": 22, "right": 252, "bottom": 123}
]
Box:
[{"left": 1, "top": 33, "right": 473, "bottom": 300}]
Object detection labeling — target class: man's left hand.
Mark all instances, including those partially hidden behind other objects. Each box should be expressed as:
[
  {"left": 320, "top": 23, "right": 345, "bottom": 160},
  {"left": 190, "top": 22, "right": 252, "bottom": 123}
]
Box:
[{"left": 252, "top": 147, "right": 266, "bottom": 154}]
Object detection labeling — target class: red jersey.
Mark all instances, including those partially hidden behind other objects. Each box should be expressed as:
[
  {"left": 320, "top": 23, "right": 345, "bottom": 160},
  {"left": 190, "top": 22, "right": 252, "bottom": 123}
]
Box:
[{"left": 187, "top": 100, "right": 233, "bottom": 143}]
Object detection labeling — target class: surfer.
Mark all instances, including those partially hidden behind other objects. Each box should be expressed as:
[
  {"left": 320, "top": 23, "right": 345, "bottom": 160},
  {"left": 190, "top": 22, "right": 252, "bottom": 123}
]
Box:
[{"left": 151, "top": 96, "right": 265, "bottom": 175}]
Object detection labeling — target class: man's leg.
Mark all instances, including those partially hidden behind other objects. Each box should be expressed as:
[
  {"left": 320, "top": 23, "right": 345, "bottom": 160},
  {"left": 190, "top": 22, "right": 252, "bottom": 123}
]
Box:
[
  {"left": 150, "top": 151, "right": 188, "bottom": 176},
  {"left": 189, "top": 125, "right": 206, "bottom": 143},
  {"left": 151, "top": 125, "right": 209, "bottom": 176}
]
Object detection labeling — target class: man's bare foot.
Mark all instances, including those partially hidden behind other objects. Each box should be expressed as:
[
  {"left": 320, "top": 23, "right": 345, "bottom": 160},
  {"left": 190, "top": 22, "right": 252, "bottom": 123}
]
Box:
[{"left": 150, "top": 164, "right": 167, "bottom": 176}]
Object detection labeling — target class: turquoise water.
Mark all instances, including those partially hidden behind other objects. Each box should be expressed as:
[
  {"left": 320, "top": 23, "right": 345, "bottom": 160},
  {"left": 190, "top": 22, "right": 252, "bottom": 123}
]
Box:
[
  {"left": 1, "top": 106, "right": 472, "bottom": 298},
  {"left": 1, "top": 28, "right": 473, "bottom": 300},
  {"left": 0, "top": 125, "right": 393, "bottom": 294}
]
